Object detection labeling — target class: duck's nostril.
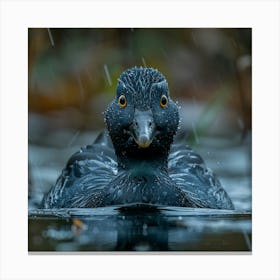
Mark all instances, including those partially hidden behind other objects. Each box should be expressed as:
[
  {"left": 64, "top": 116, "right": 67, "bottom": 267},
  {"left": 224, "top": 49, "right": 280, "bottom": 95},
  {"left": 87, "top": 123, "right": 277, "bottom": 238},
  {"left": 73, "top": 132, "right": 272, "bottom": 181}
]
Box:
[
  {"left": 135, "top": 121, "right": 138, "bottom": 127},
  {"left": 148, "top": 121, "right": 152, "bottom": 127}
]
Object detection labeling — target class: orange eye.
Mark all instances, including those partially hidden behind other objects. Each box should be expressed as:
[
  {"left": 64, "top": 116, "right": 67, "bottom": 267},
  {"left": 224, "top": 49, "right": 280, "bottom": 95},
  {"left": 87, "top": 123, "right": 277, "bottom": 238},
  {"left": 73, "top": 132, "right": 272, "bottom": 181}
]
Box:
[
  {"left": 160, "top": 95, "right": 168, "bottom": 108},
  {"left": 118, "top": 95, "right": 127, "bottom": 108}
]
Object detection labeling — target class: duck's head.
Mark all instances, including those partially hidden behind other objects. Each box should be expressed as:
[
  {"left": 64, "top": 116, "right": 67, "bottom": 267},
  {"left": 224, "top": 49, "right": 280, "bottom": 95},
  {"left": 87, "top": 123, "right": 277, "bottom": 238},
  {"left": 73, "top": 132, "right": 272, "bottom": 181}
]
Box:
[{"left": 105, "top": 67, "right": 179, "bottom": 168}]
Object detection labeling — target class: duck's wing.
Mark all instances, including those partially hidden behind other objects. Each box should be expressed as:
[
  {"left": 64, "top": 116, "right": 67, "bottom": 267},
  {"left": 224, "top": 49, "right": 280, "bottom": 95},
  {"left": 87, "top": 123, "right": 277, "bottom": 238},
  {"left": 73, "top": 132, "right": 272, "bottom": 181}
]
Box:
[
  {"left": 42, "top": 131, "right": 118, "bottom": 208},
  {"left": 168, "top": 143, "right": 234, "bottom": 209}
]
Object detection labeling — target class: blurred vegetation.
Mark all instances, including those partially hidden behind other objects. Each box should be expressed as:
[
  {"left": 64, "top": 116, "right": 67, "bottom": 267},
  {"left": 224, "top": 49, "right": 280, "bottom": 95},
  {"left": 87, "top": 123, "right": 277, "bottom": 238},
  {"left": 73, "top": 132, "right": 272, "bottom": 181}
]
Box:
[{"left": 28, "top": 28, "right": 251, "bottom": 144}]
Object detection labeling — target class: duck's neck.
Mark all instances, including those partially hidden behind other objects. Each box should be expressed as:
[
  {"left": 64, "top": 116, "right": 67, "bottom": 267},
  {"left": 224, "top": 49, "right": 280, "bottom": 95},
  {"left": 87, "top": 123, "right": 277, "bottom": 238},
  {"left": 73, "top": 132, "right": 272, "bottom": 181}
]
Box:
[
  {"left": 118, "top": 156, "right": 168, "bottom": 174},
  {"left": 111, "top": 133, "right": 174, "bottom": 174},
  {"left": 116, "top": 148, "right": 169, "bottom": 174}
]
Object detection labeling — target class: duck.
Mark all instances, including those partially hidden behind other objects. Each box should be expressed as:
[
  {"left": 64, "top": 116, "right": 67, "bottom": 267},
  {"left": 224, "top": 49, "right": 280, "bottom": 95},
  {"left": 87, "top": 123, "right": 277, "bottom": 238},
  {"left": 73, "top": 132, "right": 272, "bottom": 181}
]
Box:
[{"left": 42, "top": 67, "right": 234, "bottom": 210}]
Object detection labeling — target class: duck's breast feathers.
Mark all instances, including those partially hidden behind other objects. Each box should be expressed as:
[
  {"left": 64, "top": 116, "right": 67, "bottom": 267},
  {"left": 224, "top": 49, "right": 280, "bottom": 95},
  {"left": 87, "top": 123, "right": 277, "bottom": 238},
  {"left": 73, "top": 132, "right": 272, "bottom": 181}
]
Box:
[{"left": 168, "top": 143, "right": 234, "bottom": 210}]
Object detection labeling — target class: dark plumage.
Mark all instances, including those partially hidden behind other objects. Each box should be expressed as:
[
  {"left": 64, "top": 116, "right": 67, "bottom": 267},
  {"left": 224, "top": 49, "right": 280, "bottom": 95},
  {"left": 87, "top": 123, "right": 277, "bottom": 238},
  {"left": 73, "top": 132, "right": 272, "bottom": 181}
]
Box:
[{"left": 42, "top": 67, "right": 234, "bottom": 209}]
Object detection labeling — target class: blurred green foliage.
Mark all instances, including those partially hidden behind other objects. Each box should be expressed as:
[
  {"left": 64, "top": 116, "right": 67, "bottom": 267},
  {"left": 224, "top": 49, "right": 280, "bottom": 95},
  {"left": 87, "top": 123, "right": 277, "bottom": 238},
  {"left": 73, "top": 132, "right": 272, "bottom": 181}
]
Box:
[{"left": 28, "top": 28, "right": 251, "bottom": 138}]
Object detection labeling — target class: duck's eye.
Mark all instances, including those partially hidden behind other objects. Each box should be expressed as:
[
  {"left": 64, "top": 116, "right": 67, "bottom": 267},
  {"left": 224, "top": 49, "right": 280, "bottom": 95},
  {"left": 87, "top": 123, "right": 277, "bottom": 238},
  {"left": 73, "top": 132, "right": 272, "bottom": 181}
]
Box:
[
  {"left": 118, "top": 95, "right": 127, "bottom": 108},
  {"left": 160, "top": 95, "right": 168, "bottom": 108}
]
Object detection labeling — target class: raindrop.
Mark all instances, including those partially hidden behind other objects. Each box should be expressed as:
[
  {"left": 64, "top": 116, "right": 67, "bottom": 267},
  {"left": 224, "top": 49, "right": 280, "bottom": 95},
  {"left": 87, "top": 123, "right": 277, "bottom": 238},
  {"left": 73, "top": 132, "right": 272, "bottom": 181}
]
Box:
[
  {"left": 142, "top": 223, "right": 148, "bottom": 236},
  {"left": 160, "top": 48, "right": 168, "bottom": 59},
  {"left": 68, "top": 130, "right": 80, "bottom": 147},
  {"left": 141, "top": 57, "right": 147, "bottom": 67},
  {"left": 191, "top": 122, "right": 200, "bottom": 144},
  {"left": 242, "top": 230, "right": 251, "bottom": 250},
  {"left": 191, "top": 30, "right": 197, "bottom": 46},
  {"left": 85, "top": 67, "right": 94, "bottom": 82},
  {"left": 47, "top": 28, "right": 55, "bottom": 47},
  {"left": 192, "top": 95, "right": 197, "bottom": 107},
  {"left": 230, "top": 37, "right": 238, "bottom": 49},
  {"left": 104, "top": 64, "right": 112, "bottom": 86},
  {"left": 29, "top": 158, "right": 44, "bottom": 193},
  {"left": 237, "top": 117, "right": 244, "bottom": 130}
]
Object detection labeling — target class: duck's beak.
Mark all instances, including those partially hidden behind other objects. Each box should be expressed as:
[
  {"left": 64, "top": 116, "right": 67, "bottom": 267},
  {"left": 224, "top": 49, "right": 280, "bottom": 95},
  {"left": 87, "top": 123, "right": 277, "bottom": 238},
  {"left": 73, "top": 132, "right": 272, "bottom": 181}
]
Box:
[{"left": 130, "top": 109, "right": 156, "bottom": 148}]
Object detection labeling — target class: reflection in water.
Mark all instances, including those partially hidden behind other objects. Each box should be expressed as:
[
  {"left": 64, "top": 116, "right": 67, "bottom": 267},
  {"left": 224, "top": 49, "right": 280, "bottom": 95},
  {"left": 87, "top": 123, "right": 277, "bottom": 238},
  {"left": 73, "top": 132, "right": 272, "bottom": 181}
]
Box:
[{"left": 29, "top": 205, "right": 251, "bottom": 252}]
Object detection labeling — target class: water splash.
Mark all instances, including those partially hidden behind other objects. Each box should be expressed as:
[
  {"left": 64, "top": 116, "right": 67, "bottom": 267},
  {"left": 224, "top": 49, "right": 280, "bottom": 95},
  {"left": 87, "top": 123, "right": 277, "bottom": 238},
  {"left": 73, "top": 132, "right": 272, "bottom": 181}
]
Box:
[
  {"left": 47, "top": 28, "right": 55, "bottom": 47},
  {"left": 104, "top": 64, "right": 112, "bottom": 86}
]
